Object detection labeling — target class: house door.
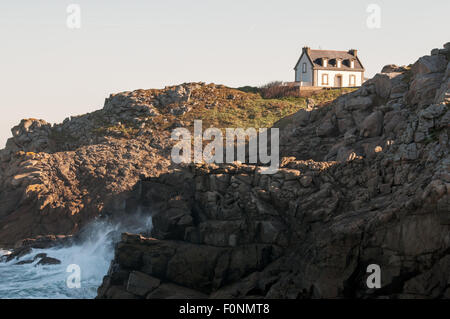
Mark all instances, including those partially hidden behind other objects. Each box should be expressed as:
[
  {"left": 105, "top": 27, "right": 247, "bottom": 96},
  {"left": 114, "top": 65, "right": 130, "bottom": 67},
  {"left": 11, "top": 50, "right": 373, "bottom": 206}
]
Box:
[{"left": 335, "top": 75, "right": 342, "bottom": 87}]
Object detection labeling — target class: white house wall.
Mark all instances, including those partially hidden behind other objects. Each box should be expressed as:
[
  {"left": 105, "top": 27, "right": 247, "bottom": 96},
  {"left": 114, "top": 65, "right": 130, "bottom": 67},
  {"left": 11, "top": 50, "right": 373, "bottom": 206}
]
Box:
[
  {"left": 295, "top": 54, "right": 312, "bottom": 83},
  {"left": 316, "top": 70, "right": 362, "bottom": 87}
]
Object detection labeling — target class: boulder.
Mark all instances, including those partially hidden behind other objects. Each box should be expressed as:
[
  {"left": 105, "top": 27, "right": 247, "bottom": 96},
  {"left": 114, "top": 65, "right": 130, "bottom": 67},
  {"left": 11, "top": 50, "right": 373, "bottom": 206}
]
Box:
[
  {"left": 103, "top": 91, "right": 159, "bottom": 116},
  {"left": 33, "top": 253, "right": 47, "bottom": 261},
  {"left": 360, "top": 111, "right": 384, "bottom": 137},
  {"left": 383, "top": 110, "right": 407, "bottom": 135},
  {"left": 126, "top": 271, "right": 161, "bottom": 297},
  {"left": 316, "top": 118, "right": 336, "bottom": 137},
  {"left": 4, "top": 247, "right": 32, "bottom": 262},
  {"left": 157, "top": 85, "right": 191, "bottom": 107},
  {"left": 431, "top": 48, "right": 440, "bottom": 56},
  {"left": 35, "top": 257, "right": 61, "bottom": 266},
  {"left": 291, "top": 109, "right": 311, "bottom": 126},
  {"left": 381, "top": 64, "right": 407, "bottom": 73},
  {"left": 5, "top": 119, "right": 52, "bottom": 153},
  {"left": 412, "top": 55, "right": 447, "bottom": 75},
  {"left": 16, "top": 235, "right": 73, "bottom": 249},
  {"left": 344, "top": 95, "right": 374, "bottom": 110},
  {"left": 370, "top": 73, "right": 393, "bottom": 99},
  {"left": 306, "top": 98, "right": 316, "bottom": 110},
  {"left": 407, "top": 73, "right": 444, "bottom": 106}
]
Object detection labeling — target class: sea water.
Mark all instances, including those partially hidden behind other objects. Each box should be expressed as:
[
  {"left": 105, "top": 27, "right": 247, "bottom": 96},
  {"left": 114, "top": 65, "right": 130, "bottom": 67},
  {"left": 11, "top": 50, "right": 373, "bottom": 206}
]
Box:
[{"left": 0, "top": 216, "right": 152, "bottom": 299}]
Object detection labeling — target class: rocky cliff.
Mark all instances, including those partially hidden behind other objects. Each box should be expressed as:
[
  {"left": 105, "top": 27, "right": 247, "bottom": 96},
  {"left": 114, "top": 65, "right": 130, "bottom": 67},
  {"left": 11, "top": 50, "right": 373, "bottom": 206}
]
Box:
[
  {"left": 0, "top": 43, "right": 449, "bottom": 299},
  {"left": 0, "top": 81, "right": 339, "bottom": 247},
  {"left": 96, "top": 43, "right": 450, "bottom": 299}
]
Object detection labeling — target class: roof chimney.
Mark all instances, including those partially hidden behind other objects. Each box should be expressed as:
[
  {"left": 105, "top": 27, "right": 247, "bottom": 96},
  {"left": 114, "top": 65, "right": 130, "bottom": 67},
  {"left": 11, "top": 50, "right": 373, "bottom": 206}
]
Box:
[
  {"left": 349, "top": 49, "right": 358, "bottom": 57},
  {"left": 303, "top": 46, "right": 311, "bottom": 54}
]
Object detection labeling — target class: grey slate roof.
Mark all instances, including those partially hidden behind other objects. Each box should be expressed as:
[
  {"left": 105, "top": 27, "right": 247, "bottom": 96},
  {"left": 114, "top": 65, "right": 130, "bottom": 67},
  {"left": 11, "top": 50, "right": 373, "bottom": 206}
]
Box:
[{"left": 295, "top": 49, "right": 365, "bottom": 71}]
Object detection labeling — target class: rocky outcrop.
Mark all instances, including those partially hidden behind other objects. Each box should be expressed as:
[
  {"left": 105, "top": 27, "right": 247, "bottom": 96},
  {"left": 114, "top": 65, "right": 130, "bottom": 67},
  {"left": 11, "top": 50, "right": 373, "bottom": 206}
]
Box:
[
  {"left": 0, "top": 86, "right": 196, "bottom": 246},
  {"left": 2, "top": 248, "right": 60, "bottom": 267},
  {"left": 0, "top": 139, "right": 172, "bottom": 246},
  {"left": 1, "top": 42, "right": 449, "bottom": 299},
  {"left": 35, "top": 256, "right": 61, "bottom": 266},
  {"left": 97, "top": 43, "right": 450, "bottom": 299},
  {"left": 97, "top": 154, "right": 449, "bottom": 299},
  {"left": 6, "top": 119, "right": 52, "bottom": 155},
  {"left": 0, "top": 81, "right": 270, "bottom": 247}
]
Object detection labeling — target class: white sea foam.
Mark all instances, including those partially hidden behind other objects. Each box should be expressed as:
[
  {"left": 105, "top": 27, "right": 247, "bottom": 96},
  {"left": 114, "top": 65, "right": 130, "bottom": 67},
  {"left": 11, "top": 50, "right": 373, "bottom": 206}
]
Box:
[{"left": 0, "top": 214, "right": 152, "bottom": 299}]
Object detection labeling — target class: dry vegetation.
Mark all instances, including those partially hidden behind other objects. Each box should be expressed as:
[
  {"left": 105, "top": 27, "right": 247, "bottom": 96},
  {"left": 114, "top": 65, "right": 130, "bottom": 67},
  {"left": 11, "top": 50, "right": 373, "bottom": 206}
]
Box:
[{"left": 179, "top": 83, "right": 355, "bottom": 130}]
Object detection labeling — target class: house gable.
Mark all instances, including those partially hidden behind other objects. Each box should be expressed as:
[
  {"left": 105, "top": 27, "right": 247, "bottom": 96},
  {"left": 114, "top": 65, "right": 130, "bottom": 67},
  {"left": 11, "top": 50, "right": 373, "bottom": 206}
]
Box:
[
  {"left": 294, "top": 52, "right": 313, "bottom": 83},
  {"left": 293, "top": 51, "right": 314, "bottom": 70}
]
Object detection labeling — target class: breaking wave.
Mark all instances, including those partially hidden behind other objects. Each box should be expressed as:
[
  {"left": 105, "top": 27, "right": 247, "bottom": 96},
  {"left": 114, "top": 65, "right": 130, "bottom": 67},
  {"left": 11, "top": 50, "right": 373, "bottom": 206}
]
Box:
[{"left": 0, "top": 213, "right": 152, "bottom": 299}]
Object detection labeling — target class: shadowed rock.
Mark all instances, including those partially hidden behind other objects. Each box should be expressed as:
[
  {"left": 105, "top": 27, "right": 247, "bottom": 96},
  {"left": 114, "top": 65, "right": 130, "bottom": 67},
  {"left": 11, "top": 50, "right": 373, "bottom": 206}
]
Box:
[
  {"left": 96, "top": 42, "right": 450, "bottom": 299},
  {"left": 35, "top": 257, "right": 61, "bottom": 266}
]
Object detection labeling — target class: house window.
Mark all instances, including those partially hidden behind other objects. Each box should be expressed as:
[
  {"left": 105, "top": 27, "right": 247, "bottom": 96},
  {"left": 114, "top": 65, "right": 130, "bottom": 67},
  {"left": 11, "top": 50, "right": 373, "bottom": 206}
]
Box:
[
  {"left": 302, "top": 62, "right": 307, "bottom": 73},
  {"left": 349, "top": 74, "right": 356, "bottom": 86},
  {"left": 322, "top": 74, "right": 329, "bottom": 85}
]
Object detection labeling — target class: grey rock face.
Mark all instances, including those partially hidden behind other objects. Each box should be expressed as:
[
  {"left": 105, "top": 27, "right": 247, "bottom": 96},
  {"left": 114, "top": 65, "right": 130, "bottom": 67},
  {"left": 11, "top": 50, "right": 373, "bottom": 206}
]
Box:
[
  {"left": 412, "top": 55, "right": 448, "bottom": 75},
  {"left": 157, "top": 85, "right": 192, "bottom": 107},
  {"left": 97, "top": 43, "right": 450, "bottom": 299},
  {"left": 126, "top": 271, "right": 161, "bottom": 297},
  {"left": 360, "top": 111, "right": 384, "bottom": 137}
]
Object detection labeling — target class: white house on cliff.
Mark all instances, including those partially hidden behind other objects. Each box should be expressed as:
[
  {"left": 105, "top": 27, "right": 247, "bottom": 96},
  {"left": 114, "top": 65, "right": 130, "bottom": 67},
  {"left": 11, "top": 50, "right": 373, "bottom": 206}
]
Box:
[{"left": 294, "top": 47, "right": 365, "bottom": 87}]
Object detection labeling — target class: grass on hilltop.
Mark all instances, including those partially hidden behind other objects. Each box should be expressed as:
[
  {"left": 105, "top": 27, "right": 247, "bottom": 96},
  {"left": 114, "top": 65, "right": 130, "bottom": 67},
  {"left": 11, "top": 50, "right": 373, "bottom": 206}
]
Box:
[
  {"left": 88, "top": 85, "right": 356, "bottom": 141},
  {"left": 180, "top": 87, "right": 356, "bottom": 130}
]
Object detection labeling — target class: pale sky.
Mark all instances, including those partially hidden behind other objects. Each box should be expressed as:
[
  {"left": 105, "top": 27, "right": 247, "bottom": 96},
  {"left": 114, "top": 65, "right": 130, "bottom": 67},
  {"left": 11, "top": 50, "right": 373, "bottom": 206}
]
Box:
[{"left": 0, "top": 0, "right": 448, "bottom": 147}]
